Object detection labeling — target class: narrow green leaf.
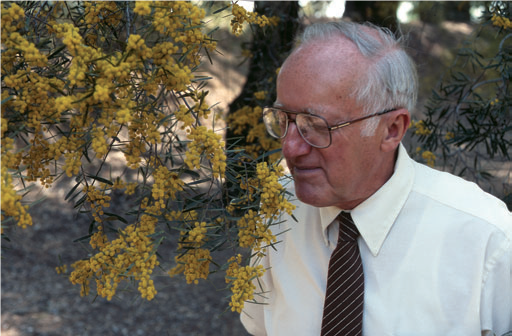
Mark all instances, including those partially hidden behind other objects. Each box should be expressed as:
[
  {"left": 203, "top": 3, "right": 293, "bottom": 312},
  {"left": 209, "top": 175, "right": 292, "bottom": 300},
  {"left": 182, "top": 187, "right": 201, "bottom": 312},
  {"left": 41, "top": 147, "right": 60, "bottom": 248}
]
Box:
[
  {"left": 87, "top": 175, "right": 113, "bottom": 185},
  {"left": 65, "top": 181, "right": 82, "bottom": 201},
  {"left": 103, "top": 212, "right": 128, "bottom": 224}
]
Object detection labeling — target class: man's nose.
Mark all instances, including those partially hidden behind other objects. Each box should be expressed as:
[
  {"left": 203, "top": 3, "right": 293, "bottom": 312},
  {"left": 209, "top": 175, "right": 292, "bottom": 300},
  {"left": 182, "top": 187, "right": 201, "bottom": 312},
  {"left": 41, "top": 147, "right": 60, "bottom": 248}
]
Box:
[{"left": 282, "top": 122, "right": 312, "bottom": 159}]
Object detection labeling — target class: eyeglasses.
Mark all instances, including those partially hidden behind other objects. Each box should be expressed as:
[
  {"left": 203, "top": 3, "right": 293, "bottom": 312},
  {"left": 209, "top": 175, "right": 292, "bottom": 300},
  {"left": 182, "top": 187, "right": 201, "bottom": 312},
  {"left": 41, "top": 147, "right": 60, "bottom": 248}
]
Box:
[{"left": 262, "top": 107, "right": 396, "bottom": 149}]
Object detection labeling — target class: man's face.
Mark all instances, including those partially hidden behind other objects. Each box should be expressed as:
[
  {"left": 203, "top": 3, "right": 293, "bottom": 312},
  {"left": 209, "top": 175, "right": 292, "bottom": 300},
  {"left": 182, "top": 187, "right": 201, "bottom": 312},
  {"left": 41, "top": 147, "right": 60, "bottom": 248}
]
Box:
[{"left": 276, "top": 39, "right": 390, "bottom": 210}]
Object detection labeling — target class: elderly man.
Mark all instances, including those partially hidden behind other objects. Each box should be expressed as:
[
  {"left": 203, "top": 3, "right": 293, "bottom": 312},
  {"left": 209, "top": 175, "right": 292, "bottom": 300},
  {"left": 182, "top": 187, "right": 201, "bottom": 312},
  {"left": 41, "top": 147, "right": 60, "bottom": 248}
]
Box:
[{"left": 241, "top": 21, "right": 512, "bottom": 336}]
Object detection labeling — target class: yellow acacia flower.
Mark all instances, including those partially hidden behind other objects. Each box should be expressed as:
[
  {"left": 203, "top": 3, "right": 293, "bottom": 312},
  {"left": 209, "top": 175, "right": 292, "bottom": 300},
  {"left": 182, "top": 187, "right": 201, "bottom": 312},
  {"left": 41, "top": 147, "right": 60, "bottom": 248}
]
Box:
[
  {"left": 55, "top": 265, "right": 68, "bottom": 274},
  {"left": 225, "top": 254, "right": 265, "bottom": 313},
  {"left": 188, "top": 221, "right": 208, "bottom": 243},
  {"left": 134, "top": 1, "right": 151, "bottom": 16},
  {"left": 83, "top": 185, "right": 111, "bottom": 223},
  {"left": 492, "top": 14, "right": 512, "bottom": 29},
  {"left": 421, "top": 150, "right": 436, "bottom": 167},
  {"left": 127, "top": 34, "right": 152, "bottom": 59},
  {"left": 116, "top": 108, "right": 132, "bottom": 124},
  {"left": 84, "top": 1, "right": 122, "bottom": 29},
  {"left": 253, "top": 90, "right": 267, "bottom": 100},
  {"left": 169, "top": 219, "right": 213, "bottom": 284},
  {"left": 230, "top": 3, "right": 277, "bottom": 36},
  {"left": 444, "top": 131, "right": 455, "bottom": 140},
  {"left": 1, "top": 139, "right": 33, "bottom": 229},
  {"left": 91, "top": 126, "right": 109, "bottom": 159},
  {"left": 411, "top": 120, "right": 432, "bottom": 136},
  {"left": 151, "top": 165, "right": 184, "bottom": 208},
  {"left": 169, "top": 248, "right": 211, "bottom": 285},
  {"left": 185, "top": 126, "right": 227, "bottom": 178},
  {"left": 226, "top": 105, "right": 281, "bottom": 160},
  {"left": 237, "top": 209, "right": 274, "bottom": 251},
  {"left": 125, "top": 182, "right": 138, "bottom": 195},
  {"left": 1, "top": 118, "right": 8, "bottom": 138}
]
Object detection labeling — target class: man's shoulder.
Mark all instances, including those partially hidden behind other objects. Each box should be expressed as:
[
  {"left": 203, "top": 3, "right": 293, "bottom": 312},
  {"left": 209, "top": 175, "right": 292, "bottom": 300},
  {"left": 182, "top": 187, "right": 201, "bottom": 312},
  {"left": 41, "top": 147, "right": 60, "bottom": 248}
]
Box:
[{"left": 411, "top": 160, "right": 511, "bottom": 234}]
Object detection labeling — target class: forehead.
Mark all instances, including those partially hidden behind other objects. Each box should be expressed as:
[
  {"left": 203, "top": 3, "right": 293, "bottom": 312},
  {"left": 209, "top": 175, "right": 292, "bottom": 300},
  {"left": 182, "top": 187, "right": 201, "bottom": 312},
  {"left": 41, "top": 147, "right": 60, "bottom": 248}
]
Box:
[
  {"left": 282, "top": 37, "right": 365, "bottom": 79},
  {"left": 276, "top": 38, "right": 366, "bottom": 116}
]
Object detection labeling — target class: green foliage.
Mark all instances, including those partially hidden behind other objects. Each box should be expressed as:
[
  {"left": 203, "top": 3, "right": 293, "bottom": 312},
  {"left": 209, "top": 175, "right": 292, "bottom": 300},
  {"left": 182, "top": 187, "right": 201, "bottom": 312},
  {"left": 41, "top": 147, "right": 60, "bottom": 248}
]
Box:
[{"left": 410, "top": 2, "right": 511, "bottom": 208}]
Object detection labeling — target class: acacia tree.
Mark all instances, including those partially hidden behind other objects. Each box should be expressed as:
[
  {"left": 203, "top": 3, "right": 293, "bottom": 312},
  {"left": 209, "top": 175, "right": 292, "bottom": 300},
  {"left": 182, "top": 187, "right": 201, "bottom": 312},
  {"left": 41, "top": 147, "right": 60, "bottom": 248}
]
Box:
[{"left": 1, "top": 1, "right": 295, "bottom": 312}]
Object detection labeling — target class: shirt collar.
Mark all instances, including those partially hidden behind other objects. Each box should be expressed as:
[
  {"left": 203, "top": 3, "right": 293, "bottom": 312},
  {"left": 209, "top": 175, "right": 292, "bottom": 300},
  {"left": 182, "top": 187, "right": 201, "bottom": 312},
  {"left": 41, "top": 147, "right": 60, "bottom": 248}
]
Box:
[{"left": 319, "top": 144, "right": 415, "bottom": 256}]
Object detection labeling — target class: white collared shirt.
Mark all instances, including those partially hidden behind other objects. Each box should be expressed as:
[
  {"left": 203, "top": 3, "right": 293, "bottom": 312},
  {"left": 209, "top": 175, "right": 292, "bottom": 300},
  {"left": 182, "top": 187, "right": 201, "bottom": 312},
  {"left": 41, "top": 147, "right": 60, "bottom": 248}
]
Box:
[{"left": 241, "top": 144, "right": 512, "bottom": 336}]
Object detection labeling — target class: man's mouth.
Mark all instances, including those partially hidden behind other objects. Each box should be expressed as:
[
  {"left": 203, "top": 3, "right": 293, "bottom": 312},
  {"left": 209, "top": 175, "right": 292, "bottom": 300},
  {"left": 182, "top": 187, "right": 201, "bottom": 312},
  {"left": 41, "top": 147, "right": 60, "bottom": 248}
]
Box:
[{"left": 293, "top": 166, "right": 321, "bottom": 174}]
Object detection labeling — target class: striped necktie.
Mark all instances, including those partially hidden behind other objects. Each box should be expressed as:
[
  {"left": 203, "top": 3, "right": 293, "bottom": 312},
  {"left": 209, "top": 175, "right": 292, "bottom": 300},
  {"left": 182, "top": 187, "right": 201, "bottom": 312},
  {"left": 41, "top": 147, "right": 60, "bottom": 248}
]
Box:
[{"left": 321, "top": 212, "right": 364, "bottom": 336}]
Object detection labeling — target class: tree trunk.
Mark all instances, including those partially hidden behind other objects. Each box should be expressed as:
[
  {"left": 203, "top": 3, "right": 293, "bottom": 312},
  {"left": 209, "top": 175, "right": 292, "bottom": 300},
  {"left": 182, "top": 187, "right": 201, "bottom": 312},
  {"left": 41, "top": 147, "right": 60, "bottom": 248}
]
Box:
[
  {"left": 443, "top": 1, "right": 471, "bottom": 22},
  {"left": 344, "top": 1, "right": 400, "bottom": 32}
]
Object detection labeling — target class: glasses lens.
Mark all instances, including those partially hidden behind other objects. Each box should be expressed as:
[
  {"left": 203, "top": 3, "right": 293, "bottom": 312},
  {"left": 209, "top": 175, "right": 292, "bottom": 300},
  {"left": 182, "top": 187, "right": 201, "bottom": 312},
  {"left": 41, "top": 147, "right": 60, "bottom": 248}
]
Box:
[
  {"left": 263, "top": 108, "right": 287, "bottom": 138},
  {"left": 296, "top": 114, "right": 330, "bottom": 148}
]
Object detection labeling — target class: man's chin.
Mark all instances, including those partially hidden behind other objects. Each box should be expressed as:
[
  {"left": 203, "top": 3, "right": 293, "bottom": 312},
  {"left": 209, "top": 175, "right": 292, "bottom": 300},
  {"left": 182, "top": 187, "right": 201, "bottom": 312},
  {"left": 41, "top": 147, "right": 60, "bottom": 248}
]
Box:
[{"left": 294, "top": 185, "right": 330, "bottom": 207}]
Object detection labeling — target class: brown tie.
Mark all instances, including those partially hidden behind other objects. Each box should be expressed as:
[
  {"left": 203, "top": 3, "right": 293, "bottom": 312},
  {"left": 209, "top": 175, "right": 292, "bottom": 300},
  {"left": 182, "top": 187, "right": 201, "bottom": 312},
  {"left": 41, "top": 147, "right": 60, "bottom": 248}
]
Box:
[{"left": 321, "top": 212, "right": 364, "bottom": 336}]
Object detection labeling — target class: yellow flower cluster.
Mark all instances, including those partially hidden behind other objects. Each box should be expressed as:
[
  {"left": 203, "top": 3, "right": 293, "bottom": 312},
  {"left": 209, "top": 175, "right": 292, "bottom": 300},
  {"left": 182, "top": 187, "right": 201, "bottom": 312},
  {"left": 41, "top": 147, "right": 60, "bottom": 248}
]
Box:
[
  {"left": 83, "top": 185, "right": 111, "bottom": 223},
  {"left": 83, "top": 2, "right": 122, "bottom": 29},
  {"left": 416, "top": 147, "right": 436, "bottom": 167},
  {"left": 91, "top": 127, "right": 109, "bottom": 159},
  {"left": 169, "top": 248, "right": 211, "bottom": 285},
  {"left": 174, "top": 92, "right": 212, "bottom": 130},
  {"left": 53, "top": 23, "right": 102, "bottom": 86},
  {"left": 70, "top": 214, "right": 160, "bottom": 301},
  {"left": 253, "top": 91, "right": 267, "bottom": 100},
  {"left": 1, "top": 136, "right": 33, "bottom": 229},
  {"left": 187, "top": 221, "right": 208, "bottom": 243},
  {"left": 1, "top": 117, "right": 8, "bottom": 135},
  {"left": 151, "top": 1, "right": 216, "bottom": 66},
  {"left": 422, "top": 150, "right": 436, "bottom": 167},
  {"left": 185, "top": 126, "right": 227, "bottom": 178},
  {"left": 236, "top": 162, "right": 295, "bottom": 254},
  {"left": 175, "top": 105, "right": 195, "bottom": 129},
  {"left": 151, "top": 165, "right": 184, "bottom": 208},
  {"left": 55, "top": 265, "right": 68, "bottom": 274},
  {"left": 127, "top": 34, "right": 153, "bottom": 60},
  {"left": 62, "top": 141, "right": 84, "bottom": 177},
  {"left": 69, "top": 260, "right": 93, "bottom": 297},
  {"left": 121, "top": 109, "right": 164, "bottom": 169},
  {"left": 169, "top": 221, "right": 212, "bottom": 284},
  {"left": 255, "top": 163, "right": 295, "bottom": 218},
  {"left": 226, "top": 105, "right": 281, "bottom": 160},
  {"left": 237, "top": 209, "right": 276, "bottom": 253},
  {"left": 225, "top": 254, "right": 265, "bottom": 313},
  {"left": 492, "top": 14, "right": 512, "bottom": 29},
  {"left": 125, "top": 182, "right": 138, "bottom": 195},
  {"left": 444, "top": 131, "right": 455, "bottom": 140},
  {"left": 1, "top": 3, "right": 47, "bottom": 69},
  {"left": 165, "top": 209, "right": 198, "bottom": 223},
  {"left": 134, "top": 1, "right": 152, "bottom": 16},
  {"left": 230, "top": 4, "right": 277, "bottom": 36},
  {"left": 411, "top": 120, "right": 432, "bottom": 136}
]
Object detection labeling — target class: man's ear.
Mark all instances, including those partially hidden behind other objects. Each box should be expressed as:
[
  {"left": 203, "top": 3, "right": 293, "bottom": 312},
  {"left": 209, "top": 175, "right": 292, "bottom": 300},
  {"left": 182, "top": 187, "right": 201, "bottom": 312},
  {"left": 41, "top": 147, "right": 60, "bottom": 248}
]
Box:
[{"left": 381, "top": 109, "right": 410, "bottom": 153}]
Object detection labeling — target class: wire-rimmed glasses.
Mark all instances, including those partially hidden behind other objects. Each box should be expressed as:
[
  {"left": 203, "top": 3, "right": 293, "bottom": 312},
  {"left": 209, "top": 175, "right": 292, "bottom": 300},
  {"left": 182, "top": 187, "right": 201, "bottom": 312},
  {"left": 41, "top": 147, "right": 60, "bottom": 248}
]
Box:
[{"left": 262, "top": 107, "right": 396, "bottom": 149}]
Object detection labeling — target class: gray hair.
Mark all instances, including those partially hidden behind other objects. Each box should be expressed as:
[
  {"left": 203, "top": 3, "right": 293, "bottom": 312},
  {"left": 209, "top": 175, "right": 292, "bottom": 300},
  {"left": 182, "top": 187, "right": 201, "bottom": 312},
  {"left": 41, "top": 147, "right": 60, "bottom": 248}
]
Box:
[{"left": 298, "top": 21, "right": 418, "bottom": 136}]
